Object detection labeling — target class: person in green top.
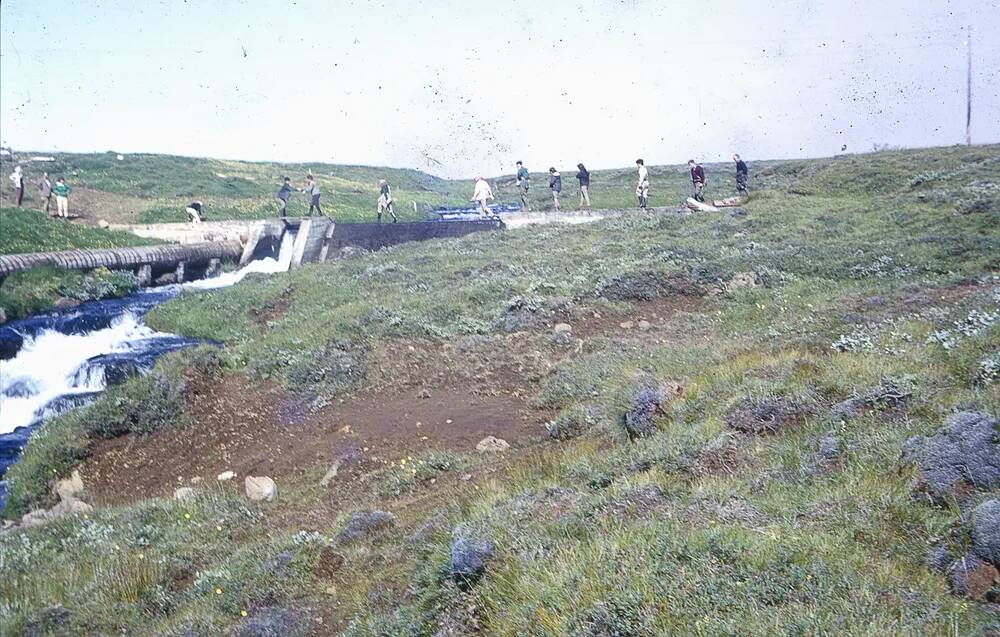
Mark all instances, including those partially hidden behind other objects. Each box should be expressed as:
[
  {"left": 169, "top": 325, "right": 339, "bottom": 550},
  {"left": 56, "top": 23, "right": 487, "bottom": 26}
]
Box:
[
  {"left": 515, "top": 161, "right": 530, "bottom": 211},
  {"left": 52, "top": 177, "right": 71, "bottom": 218}
]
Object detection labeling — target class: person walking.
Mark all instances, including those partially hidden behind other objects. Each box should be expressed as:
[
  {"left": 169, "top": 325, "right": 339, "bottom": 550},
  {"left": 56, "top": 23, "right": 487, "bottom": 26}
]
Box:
[
  {"left": 301, "top": 174, "right": 323, "bottom": 216},
  {"left": 52, "top": 177, "right": 71, "bottom": 218},
  {"left": 734, "top": 154, "right": 749, "bottom": 195},
  {"left": 688, "top": 159, "right": 706, "bottom": 202},
  {"left": 277, "top": 177, "right": 293, "bottom": 218},
  {"left": 9, "top": 166, "right": 24, "bottom": 207},
  {"left": 515, "top": 161, "right": 531, "bottom": 211},
  {"left": 576, "top": 163, "right": 591, "bottom": 210},
  {"left": 36, "top": 172, "right": 53, "bottom": 214},
  {"left": 472, "top": 176, "right": 496, "bottom": 219},
  {"left": 185, "top": 200, "right": 204, "bottom": 223},
  {"left": 377, "top": 179, "right": 398, "bottom": 223},
  {"left": 635, "top": 159, "right": 649, "bottom": 210},
  {"left": 548, "top": 167, "right": 562, "bottom": 211}
]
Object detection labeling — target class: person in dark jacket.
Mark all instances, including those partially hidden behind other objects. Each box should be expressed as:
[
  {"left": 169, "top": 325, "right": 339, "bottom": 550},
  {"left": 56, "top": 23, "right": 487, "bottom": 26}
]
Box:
[
  {"left": 37, "top": 172, "right": 53, "bottom": 214},
  {"left": 576, "top": 163, "right": 591, "bottom": 210},
  {"left": 549, "top": 167, "right": 561, "bottom": 211},
  {"left": 688, "top": 160, "right": 706, "bottom": 202},
  {"left": 185, "top": 200, "right": 204, "bottom": 223},
  {"left": 277, "top": 177, "right": 293, "bottom": 218},
  {"left": 734, "top": 154, "right": 749, "bottom": 195}
]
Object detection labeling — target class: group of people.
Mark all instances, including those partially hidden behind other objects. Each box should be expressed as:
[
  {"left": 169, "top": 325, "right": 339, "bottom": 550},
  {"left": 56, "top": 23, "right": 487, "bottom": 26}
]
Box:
[
  {"left": 8, "top": 166, "right": 72, "bottom": 218},
  {"left": 645, "top": 155, "right": 748, "bottom": 209},
  {"left": 9, "top": 156, "right": 751, "bottom": 225},
  {"left": 473, "top": 155, "right": 750, "bottom": 218}
]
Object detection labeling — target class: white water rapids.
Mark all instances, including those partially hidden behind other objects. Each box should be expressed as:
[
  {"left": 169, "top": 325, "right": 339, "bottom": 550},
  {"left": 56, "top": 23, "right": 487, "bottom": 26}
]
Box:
[{"left": 0, "top": 230, "right": 297, "bottom": 435}]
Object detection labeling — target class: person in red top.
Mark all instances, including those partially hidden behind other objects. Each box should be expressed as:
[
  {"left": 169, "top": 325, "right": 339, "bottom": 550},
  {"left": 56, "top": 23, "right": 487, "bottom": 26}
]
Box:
[{"left": 688, "top": 159, "right": 706, "bottom": 202}]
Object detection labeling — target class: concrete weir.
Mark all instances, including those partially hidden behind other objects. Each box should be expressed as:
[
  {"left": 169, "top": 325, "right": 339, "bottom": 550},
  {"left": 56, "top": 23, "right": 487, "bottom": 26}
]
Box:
[{"left": 0, "top": 217, "right": 503, "bottom": 285}]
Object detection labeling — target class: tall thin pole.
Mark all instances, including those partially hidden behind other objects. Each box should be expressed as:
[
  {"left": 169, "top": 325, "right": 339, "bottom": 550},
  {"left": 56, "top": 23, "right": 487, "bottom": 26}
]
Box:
[{"left": 966, "top": 24, "right": 972, "bottom": 146}]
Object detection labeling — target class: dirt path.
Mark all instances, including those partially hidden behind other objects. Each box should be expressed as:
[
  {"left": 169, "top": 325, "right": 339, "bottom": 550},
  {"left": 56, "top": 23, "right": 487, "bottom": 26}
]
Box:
[{"left": 79, "top": 295, "right": 701, "bottom": 506}]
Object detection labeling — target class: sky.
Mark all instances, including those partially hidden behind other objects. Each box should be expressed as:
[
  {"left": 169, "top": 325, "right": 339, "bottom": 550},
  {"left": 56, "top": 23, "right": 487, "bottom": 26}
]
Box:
[{"left": 1, "top": 0, "right": 998, "bottom": 178}]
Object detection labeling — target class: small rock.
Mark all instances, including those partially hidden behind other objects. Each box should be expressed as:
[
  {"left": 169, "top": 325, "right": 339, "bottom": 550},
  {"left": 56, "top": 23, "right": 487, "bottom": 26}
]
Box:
[
  {"left": 245, "top": 476, "right": 277, "bottom": 502},
  {"left": 726, "top": 272, "right": 759, "bottom": 291},
  {"left": 636, "top": 320, "right": 651, "bottom": 331},
  {"left": 217, "top": 470, "right": 236, "bottom": 482},
  {"left": 476, "top": 436, "right": 510, "bottom": 453},
  {"left": 553, "top": 323, "right": 572, "bottom": 334},
  {"left": 97, "top": 219, "right": 110, "bottom": 229},
  {"left": 190, "top": 476, "right": 203, "bottom": 485},
  {"left": 815, "top": 433, "right": 842, "bottom": 468},
  {"left": 174, "top": 487, "right": 196, "bottom": 501},
  {"left": 450, "top": 524, "right": 494, "bottom": 580},
  {"left": 418, "top": 388, "right": 432, "bottom": 399},
  {"left": 337, "top": 510, "right": 397, "bottom": 543},
  {"left": 319, "top": 459, "right": 341, "bottom": 487},
  {"left": 619, "top": 321, "right": 634, "bottom": 330},
  {"left": 54, "top": 470, "right": 85, "bottom": 501},
  {"left": 972, "top": 498, "right": 1000, "bottom": 565}
]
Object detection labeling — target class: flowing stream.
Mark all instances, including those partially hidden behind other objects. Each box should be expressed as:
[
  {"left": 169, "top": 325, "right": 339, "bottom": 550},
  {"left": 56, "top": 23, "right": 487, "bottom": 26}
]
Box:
[{"left": 0, "top": 230, "right": 297, "bottom": 505}]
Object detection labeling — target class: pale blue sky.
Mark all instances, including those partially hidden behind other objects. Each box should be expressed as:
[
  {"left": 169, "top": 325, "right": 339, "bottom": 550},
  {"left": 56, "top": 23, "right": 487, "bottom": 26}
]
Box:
[{"left": 2, "top": 0, "right": 998, "bottom": 177}]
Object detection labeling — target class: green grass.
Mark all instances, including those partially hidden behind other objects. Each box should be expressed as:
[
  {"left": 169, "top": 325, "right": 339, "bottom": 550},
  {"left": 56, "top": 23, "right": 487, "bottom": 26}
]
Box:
[
  {"left": 0, "top": 207, "right": 162, "bottom": 255},
  {"left": 3, "top": 144, "right": 999, "bottom": 635}
]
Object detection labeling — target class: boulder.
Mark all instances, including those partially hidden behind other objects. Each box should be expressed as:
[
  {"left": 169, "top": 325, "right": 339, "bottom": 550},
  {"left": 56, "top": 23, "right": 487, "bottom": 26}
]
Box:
[
  {"left": 245, "top": 476, "right": 277, "bottom": 502},
  {"left": 636, "top": 320, "right": 651, "bottom": 331},
  {"left": 97, "top": 219, "right": 110, "bottom": 229},
  {"left": 553, "top": 323, "right": 572, "bottom": 334},
  {"left": 902, "top": 411, "right": 1000, "bottom": 500},
  {"left": 54, "top": 470, "right": 85, "bottom": 501},
  {"left": 217, "top": 470, "right": 236, "bottom": 482},
  {"left": 950, "top": 554, "right": 999, "bottom": 599},
  {"left": 51, "top": 498, "right": 92, "bottom": 516},
  {"left": 337, "top": 510, "right": 397, "bottom": 543},
  {"left": 450, "top": 524, "right": 494, "bottom": 580},
  {"left": 174, "top": 487, "right": 196, "bottom": 502},
  {"left": 972, "top": 498, "right": 1000, "bottom": 565},
  {"left": 476, "top": 436, "right": 510, "bottom": 453}
]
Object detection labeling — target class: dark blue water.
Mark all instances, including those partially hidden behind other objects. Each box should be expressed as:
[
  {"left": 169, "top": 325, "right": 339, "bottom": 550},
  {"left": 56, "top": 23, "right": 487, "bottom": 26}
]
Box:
[{"left": 0, "top": 286, "right": 203, "bottom": 508}]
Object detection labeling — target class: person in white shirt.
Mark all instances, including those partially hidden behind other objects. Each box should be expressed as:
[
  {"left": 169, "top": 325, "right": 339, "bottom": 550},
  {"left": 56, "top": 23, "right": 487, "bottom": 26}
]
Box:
[
  {"left": 9, "top": 166, "right": 24, "bottom": 207},
  {"left": 635, "top": 159, "right": 649, "bottom": 210},
  {"left": 472, "top": 176, "right": 495, "bottom": 219}
]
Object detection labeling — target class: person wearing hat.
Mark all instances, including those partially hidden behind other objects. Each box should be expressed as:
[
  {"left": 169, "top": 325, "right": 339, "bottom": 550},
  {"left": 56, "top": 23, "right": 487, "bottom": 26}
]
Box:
[
  {"left": 376, "top": 179, "right": 397, "bottom": 223},
  {"left": 185, "top": 200, "right": 204, "bottom": 223}
]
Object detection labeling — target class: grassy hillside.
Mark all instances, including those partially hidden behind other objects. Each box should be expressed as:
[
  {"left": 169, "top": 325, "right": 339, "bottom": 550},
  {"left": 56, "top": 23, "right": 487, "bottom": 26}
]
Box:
[
  {"left": 8, "top": 146, "right": 994, "bottom": 227},
  {"left": 1, "top": 145, "right": 999, "bottom": 635}
]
